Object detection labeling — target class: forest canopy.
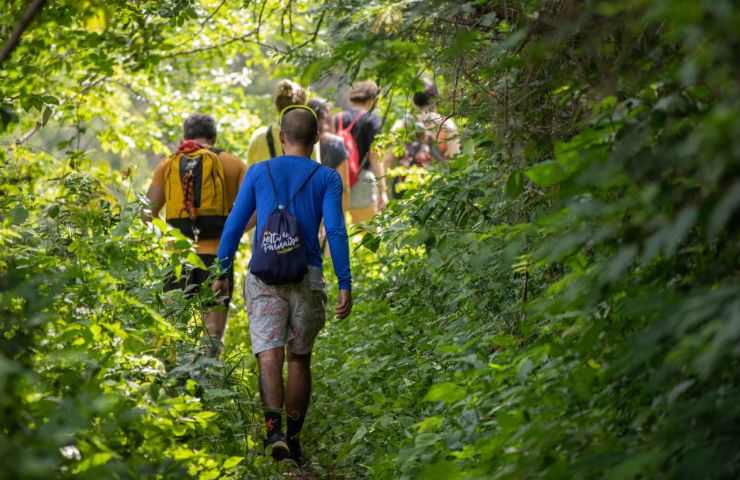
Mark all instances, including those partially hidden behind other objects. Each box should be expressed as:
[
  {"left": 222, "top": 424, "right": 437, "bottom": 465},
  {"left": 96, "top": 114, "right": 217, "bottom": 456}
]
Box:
[{"left": 2, "top": 0, "right": 740, "bottom": 479}]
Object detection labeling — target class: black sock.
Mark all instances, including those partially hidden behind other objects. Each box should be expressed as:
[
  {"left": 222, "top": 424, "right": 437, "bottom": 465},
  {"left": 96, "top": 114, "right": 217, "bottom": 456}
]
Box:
[
  {"left": 264, "top": 409, "right": 282, "bottom": 437},
  {"left": 287, "top": 413, "right": 305, "bottom": 439}
]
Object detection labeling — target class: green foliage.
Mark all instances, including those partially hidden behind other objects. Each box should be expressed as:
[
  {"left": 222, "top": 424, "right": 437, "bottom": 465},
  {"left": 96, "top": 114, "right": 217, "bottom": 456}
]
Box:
[
  {"left": 0, "top": 149, "right": 290, "bottom": 479},
  {"left": 3, "top": 0, "right": 740, "bottom": 478},
  {"left": 1, "top": 3, "right": 330, "bottom": 478},
  {"left": 301, "top": 0, "right": 740, "bottom": 478}
]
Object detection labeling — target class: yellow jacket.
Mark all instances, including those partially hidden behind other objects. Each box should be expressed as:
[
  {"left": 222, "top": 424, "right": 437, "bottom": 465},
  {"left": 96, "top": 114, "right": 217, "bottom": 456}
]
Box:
[{"left": 246, "top": 122, "right": 321, "bottom": 166}]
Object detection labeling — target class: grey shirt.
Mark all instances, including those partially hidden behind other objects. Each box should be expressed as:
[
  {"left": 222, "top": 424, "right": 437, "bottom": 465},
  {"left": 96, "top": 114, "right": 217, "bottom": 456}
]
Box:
[{"left": 320, "top": 133, "right": 348, "bottom": 170}]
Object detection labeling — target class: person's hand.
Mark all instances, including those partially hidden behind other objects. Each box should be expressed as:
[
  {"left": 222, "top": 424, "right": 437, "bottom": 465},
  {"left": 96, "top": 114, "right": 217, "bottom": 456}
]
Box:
[
  {"left": 377, "top": 191, "right": 389, "bottom": 211},
  {"left": 335, "top": 289, "right": 352, "bottom": 319},
  {"left": 212, "top": 278, "right": 230, "bottom": 296}
]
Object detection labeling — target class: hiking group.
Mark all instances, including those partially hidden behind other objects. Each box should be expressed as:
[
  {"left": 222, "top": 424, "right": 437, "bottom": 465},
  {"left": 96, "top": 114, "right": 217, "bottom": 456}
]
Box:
[{"left": 145, "top": 78, "right": 457, "bottom": 463}]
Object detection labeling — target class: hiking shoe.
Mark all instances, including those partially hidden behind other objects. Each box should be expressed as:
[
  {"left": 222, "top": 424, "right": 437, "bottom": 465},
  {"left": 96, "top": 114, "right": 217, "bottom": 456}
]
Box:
[
  {"left": 287, "top": 435, "right": 303, "bottom": 463},
  {"left": 264, "top": 432, "right": 290, "bottom": 461}
]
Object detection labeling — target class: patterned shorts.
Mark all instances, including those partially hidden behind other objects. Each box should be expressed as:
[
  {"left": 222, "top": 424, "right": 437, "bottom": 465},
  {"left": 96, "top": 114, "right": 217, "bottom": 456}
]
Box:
[{"left": 245, "top": 266, "right": 327, "bottom": 355}]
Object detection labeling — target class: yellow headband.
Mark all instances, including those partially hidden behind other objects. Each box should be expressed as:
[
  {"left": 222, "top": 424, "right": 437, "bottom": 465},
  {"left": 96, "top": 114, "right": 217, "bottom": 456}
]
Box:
[{"left": 279, "top": 104, "right": 318, "bottom": 125}]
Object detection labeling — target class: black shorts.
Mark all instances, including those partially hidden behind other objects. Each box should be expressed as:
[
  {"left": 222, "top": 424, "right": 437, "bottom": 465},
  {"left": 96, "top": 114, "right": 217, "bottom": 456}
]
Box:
[{"left": 164, "top": 254, "right": 234, "bottom": 306}]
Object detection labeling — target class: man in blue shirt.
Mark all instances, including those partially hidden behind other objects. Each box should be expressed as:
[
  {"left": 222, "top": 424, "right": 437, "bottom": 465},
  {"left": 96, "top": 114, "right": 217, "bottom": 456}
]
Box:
[{"left": 213, "top": 106, "right": 352, "bottom": 462}]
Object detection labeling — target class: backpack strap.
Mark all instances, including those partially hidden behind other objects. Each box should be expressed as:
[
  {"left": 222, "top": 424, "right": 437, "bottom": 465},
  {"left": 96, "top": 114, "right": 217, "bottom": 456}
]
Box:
[
  {"left": 265, "top": 162, "right": 321, "bottom": 209},
  {"left": 266, "top": 125, "right": 277, "bottom": 158},
  {"left": 290, "top": 164, "right": 321, "bottom": 204},
  {"left": 339, "top": 111, "right": 367, "bottom": 133},
  {"left": 346, "top": 111, "right": 366, "bottom": 132},
  {"left": 339, "top": 111, "right": 372, "bottom": 170},
  {"left": 358, "top": 150, "right": 370, "bottom": 170},
  {"left": 264, "top": 161, "right": 281, "bottom": 208}
]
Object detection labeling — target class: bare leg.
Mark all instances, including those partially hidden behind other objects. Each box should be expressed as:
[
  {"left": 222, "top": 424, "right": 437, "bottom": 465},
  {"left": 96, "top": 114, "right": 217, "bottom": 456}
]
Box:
[
  {"left": 258, "top": 347, "right": 285, "bottom": 410},
  {"left": 286, "top": 352, "right": 312, "bottom": 431},
  {"left": 203, "top": 309, "right": 227, "bottom": 356},
  {"left": 258, "top": 347, "right": 290, "bottom": 459},
  {"left": 205, "top": 309, "right": 227, "bottom": 340}
]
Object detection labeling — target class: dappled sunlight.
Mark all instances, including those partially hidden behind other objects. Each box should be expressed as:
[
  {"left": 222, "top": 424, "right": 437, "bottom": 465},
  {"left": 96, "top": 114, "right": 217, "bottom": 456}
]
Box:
[{"left": 2, "top": 0, "right": 740, "bottom": 479}]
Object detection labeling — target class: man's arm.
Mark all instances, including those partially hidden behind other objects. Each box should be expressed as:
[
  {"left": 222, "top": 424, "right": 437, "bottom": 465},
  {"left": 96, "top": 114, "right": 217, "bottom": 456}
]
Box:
[
  {"left": 367, "top": 115, "right": 388, "bottom": 210},
  {"left": 322, "top": 170, "right": 352, "bottom": 319},
  {"left": 246, "top": 212, "right": 257, "bottom": 231},
  {"left": 234, "top": 160, "right": 258, "bottom": 231},
  {"left": 369, "top": 149, "right": 388, "bottom": 210},
  {"left": 145, "top": 161, "right": 167, "bottom": 220},
  {"left": 216, "top": 166, "right": 257, "bottom": 273},
  {"left": 146, "top": 184, "right": 165, "bottom": 220},
  {"left": 338, "top": 160, "right": 350, "bottom": 212}
]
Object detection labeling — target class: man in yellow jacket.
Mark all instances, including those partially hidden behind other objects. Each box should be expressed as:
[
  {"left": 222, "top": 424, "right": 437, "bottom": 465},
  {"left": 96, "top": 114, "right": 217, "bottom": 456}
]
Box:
[{"left": 147, "top": 114, "right": 247, "bottom": 356}]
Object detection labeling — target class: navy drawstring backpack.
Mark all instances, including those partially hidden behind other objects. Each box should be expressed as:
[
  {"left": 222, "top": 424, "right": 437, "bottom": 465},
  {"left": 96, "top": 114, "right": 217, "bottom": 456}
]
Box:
[{"left": 250, "top": 161, "right": 321, "bottom": 285}]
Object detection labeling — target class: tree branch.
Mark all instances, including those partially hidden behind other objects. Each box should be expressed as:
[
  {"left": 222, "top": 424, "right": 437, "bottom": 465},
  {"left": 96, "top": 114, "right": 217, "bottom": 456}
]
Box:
[
  {"left": 0, "top": 0, "right": 48, "bottom": 66},
  {"left": 200, "top": 0, "right": 228, "bottom": 27},
  {"left": 15, "top": 122, "right": 41, "bottom": 145},
  {"left": 288, "top": 9, "right": 325, "bottom": 53},
  {"left": 436, "top": 59, "right": 461, "bottom": 144},
  {"left": 159, "top": 28, "right": 286, "bottom": 58}
]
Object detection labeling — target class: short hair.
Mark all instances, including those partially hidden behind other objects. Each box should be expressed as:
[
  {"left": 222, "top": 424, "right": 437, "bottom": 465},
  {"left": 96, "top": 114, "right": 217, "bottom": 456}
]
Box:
[
  {"left": 413, "top": 79, "right": 438, "bottom": 108},
  {"left": 280, "top": 107, "right": 318, "bottom": 147},
  {"left": 183, "top": 114, "right": 217, "bottom": 142},
  {"left": 349, "top": 80, "right": 379, "bottom": 102},
  {"left": 274, "top": 79, "right": 307, "bottom": 112}
]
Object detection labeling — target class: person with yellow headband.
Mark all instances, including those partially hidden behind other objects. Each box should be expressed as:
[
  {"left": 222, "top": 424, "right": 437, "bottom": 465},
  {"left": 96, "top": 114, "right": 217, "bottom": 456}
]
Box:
[
  {"left": 246, "top": 79, "right": 321, "bottom": 165},
  {"left": 213, "top": 105, "right": 352, "bottom": 463}
]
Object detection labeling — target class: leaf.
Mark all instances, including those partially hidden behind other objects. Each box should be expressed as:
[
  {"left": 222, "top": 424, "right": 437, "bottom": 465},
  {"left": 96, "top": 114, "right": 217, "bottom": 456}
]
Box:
[
  {"left": 200, "top": 469, "right": 221, "bottom": 480},
  {"left": 524, "top": 161, "right": 568, "bottom": 187},
  {"left": 204, "top": 388, "right": 236, "bottom": 400},
  {"left": 223, "top": 456, "right": 242, "bottom": 469},
  {"left": 171, "top": 447, "right": 196, "bottom": 460},
  {"left": 606, "top": 450, "right": 662, "bottom": 480},
  {"left": 642, "top": 207, "right": 698, "bottom": 263},
  {"left": 359, "top": 232, "right": 381, "bottom": 252},
  {"left": 667, "top": 380, "right": 695, "bottom": 403},
  {"left": 0, "top": 104, "right": 19, "bottom": 132},
  {"left": 416, "top": 416, "right": 443, "bottom": 432},
  {"left": 41, "top": 107, "right": 53, "bottom": 126},
  {"left": 517, "top": 358, "right": 534, "bottom": 382},
  {"left": 604, "top": 245, "right": 637, "bottom": 281},
  {"left": 416, "top": 460, "right": 463, "bottom": 480},
  {"left": 186, "top": 252, "right": 208, "bottom": 270},
  {"left": 694, "top": 300, "right": 740, "bottom": 378},
  {"left": 414, "top": 432, "right": 441, "bottom": 448},
  {"left": 423, "top": 382, "right": 466, "bottom": 403},
  {"left": 709, "top": 180, "right": 740, "bottom": 237},
  {"left": 505, "top": 170, "right": 524, "bottom": 198},
  {"left": 152, "top": 218, "right": 169, "bottom": 232},
  {"left": 350, "top": 424, "right": 368, "bottom": 444},
  {"left": 173, "top": 239, "right": 191, "bottom": 250},
  {"left": 452, "top": 30, "right": 479, "bottom": 52},
  {"left": 86, "top": 8, "right": 108, "bottom": 33},
  {"left": 490, "top": 334, "right": 516, "bottom": 348},
  {"left": 553, "top": 127, "right": 608, "bottom": 176},
  {"left": 74, "top": 452, "right": 113, "bottom": 473}
]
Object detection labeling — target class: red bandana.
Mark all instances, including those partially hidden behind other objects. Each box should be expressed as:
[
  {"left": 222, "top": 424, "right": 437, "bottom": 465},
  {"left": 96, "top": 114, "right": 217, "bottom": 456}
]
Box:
[{"left": 177, "top": 139, "right": 205, "bottom": 154}]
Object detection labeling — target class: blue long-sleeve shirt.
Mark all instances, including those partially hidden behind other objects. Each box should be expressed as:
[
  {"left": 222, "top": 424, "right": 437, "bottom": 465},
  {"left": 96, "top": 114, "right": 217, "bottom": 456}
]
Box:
[{"left": 217, "top": 155, "right": 351, "bottom": 291}]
